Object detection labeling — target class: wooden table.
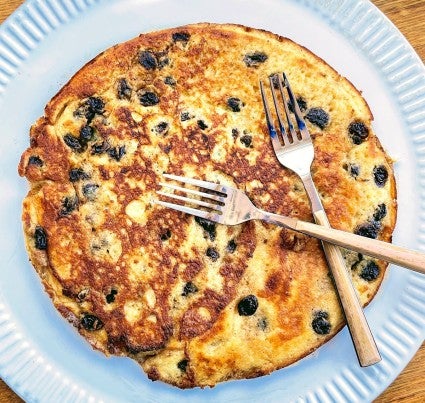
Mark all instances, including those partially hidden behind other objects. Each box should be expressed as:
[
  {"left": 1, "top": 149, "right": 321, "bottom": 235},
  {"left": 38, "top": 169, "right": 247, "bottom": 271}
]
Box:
[{"left": 0, "top": 0, "right": 423, "bottom": 401}]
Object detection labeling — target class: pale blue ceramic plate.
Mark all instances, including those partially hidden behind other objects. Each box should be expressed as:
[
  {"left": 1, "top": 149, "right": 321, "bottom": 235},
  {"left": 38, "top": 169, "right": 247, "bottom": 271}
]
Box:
[{"left": 0, "top": 0, "right": 424, "bottom": 401}]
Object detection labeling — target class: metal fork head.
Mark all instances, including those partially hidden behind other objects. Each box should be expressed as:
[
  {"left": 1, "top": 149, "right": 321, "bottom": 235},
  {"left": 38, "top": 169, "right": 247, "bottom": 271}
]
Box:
[
  {"left": 260, "top": 72, "right": 314, "bottom": 177},
  {"left": 155, "top": 174, "right": 255, "bottom": 226}
]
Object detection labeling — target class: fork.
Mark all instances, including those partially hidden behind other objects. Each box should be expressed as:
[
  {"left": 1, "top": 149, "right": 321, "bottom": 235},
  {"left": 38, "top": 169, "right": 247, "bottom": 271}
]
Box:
[
  {"left": 260, "top": 73, "right": 381, "bottom": 366},
  {"left": 156, "top": 174, "right": 425, "bottom": 272}
]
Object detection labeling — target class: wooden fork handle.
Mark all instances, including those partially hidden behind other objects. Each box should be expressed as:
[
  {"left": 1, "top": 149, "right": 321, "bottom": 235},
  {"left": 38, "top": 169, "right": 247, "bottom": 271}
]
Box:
[{"left": 312, "top": 209, "right": 381, "bottom": 367}]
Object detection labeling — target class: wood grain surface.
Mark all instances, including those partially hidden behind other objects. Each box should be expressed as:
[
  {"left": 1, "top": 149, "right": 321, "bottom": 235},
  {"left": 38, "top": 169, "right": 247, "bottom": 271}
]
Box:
[{"left": 0, "top": 0, "right": 423, "bottom": 401}]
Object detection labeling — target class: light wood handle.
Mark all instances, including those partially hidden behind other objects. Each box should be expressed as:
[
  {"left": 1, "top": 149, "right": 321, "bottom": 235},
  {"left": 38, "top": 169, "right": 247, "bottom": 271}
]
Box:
[
  {"left": 312, "top": 209, "right": 381, "bottom": 366},
  {"left": 296, "top": 216, "right": 425, "bottom": 274}
]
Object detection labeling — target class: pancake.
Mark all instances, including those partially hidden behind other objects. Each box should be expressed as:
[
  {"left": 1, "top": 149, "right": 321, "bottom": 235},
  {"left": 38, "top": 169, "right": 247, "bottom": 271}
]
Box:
[{"left": 18, "top": 23, "right": 396, "bottom": 388}]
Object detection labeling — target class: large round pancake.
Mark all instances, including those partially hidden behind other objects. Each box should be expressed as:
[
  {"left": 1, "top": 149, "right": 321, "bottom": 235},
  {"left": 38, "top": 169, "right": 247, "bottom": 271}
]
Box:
[{"left": 18, "top": 23, "right": 396, "bottom": 388}]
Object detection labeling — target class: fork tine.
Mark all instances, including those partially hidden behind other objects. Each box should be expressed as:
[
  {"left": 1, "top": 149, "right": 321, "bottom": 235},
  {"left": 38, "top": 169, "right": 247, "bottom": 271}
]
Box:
[
  {"left": 267, "top": 76, "right": 289, "bottom": 146},
  {"left": 159, "top": 182, "right": 225, "bottom": 203},
  {"left": 276, "top": 74, "right": 299, "bottom": 142},
  {"left": 283, "top": 72, "right": 309, "bottom": 139},
  {"left": 260, "top": 80, "right": 283, "bottom": 150},
  {"left": 156, "top": 190, "right": 223, "bottom": 211},
  {"left": 163, "top": 173, "right": 227, "bottom": 194},
  {"left": 154, "top": 200, "right": 222, "bottom": 222}
]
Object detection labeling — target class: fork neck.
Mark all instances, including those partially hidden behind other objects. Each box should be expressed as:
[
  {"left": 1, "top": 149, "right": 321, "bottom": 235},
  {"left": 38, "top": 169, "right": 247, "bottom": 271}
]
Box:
[{"left": 300, "top": 173, "right": 325, "bottom": 213}]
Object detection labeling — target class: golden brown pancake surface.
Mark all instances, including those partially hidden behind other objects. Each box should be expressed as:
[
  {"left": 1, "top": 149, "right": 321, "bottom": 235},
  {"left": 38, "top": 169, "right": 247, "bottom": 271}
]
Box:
[{"left": 19, "top": 23, "right": 396, "bottom": 388}]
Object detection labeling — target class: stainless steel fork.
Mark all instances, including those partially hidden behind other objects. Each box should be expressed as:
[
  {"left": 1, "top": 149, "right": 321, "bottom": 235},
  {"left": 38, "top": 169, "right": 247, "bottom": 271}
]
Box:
[
  {"left": 260, "top": 73, "right": 381, "bottom": 366},
  {"left": 156, "top": 174, "right": 425, "bottom": 273}
]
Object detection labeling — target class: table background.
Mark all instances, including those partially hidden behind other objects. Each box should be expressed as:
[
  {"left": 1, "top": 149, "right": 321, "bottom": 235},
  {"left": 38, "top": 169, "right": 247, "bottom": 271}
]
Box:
[{"left": 0, "top": 0, "right": 423, "bottom": 401}]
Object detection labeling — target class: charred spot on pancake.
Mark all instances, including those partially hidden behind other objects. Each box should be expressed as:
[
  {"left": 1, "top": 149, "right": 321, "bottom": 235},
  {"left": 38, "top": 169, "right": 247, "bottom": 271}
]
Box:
[
  {"left": 194, "top": 216, "right": 216, "bottom": 241},
  {"left": 288, "top": 96, "right": 308, "bottom": 113},
  {"left": 34, "top": 226, "right": 47, "bottom": 250},
  {"left": 243, "top": 51, "right": 268, "bottom": 67},
  {"left": 82, "top": 183, "right": 99, "bottom": 200},
  {"left": 348, "top": 121, "right": 369, "bottom": 145},
  {"left": 79, "top": 125, "right": 95, "bottom": 142},
  {"left": 305, "top": 107, "right": 329, "bottom": 129},
  {"left": 237, "top": 295, "right": 258, "bottom": 316},
  {"left": 312, "top": 311, "right": 331, "bottom": 335},
  {"left": 206, "top": 247, "right": 219, "bottom": 261},
  {"left": 373, "top": 165, "right": 388, "bottom": 187},
  {"left": 117, "top": 78, "right": 132, "bottom": 99},
  {"left": 64, "top": 134, "right": 85, "bottom": 152},
  {"left": 226, "top": 239, "right": 237, "bottom": 253},
  {"left": 139, "top": 50, "right": 158, "bottom": 70},
  {"left": 227, "top": 97, "right": 244, "bottom": 112},
  {"left": 180, "top": 111, "right": 193, "bottom": 122},
  {"left": 164, "top": 76, "right": 176, "bottom": 86},
  {"left": 28, "top": 155, "right": 43, "bottom": 167},
  {"left": 231, "top": 128, "right": 239, "bottom": 139},
  {"left": 59, "top": 196, "right": 78, "bottom": 217},
  {"left": 172, "top": 32, "right": 190, "bottom": 43},
  {"left": 240, "top": 134, "right": 252, "bottom": 148},
  {"left": 177, "top": 359, "right": 189, "bottom": 372},
  {"left": 153, "top": 122, "right": 169, "bottom": 136},
  {"left": 257, "top": 317, "right": 268, "bottom": 331},
  {"left": 69, "top": 168, "right": 89, "bottom": 182},
  {"left": 160, "top": 229, "right": 171, "bottom": 241},
  {"left": 197, "top": 120, "right": 208, "bottom": 130},
  {"left": 360, "top": 261, "right": 380, "bottom": 281},
  {"left": 139, "top": 91, "right": 160, "bottom": 107},
  {"left": 108, "top": 145, "right": 126, "bottom": 161},
  {"left": 91, "top": 141, "right": 110, "bottom": 155},
  {"left": 182, "top": 281, "right": 198, "bottom": 296},
  {"left": 106, "top": 288, "right": 118, "bottom": 303},
  {"left": 81, "top": 313, "right": 104, "bottom": 331},
  {"left": 354, "top": 220, "right": 380, "bottom": 239},
  {"left": 373, "top": 203, "right": 387, "bottom": 222}
]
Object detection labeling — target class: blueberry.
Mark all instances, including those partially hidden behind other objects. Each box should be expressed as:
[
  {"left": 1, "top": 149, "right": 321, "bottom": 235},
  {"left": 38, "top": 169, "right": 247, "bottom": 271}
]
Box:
[
  {"left": 348, "top": 121, "right": 369, "bottom": 145},
  {"left": 237, "top": 295, "right": 258, "bottom": 316},
  {"left": 82, "top": 183, "right": 99, "bottom": 200},
  {"left": 81, "top": 313, "right": 103, "bottom": 331},
  {"left": 354, "top": 221, "right": 380, "bottom": 239},
  {"left": 106, "top": 289, "right": 118, "bottom": 303},
  {"left": 64, "top": 134, "right": 84, "bottom": 152},
  {"left": 164, "top": 76, "right": 176, "bottom": 86},
  {"left": 139, "top": 91, "right": 159, "bottom": 106},
  {"left": 360, "top": 261, "right": 380, "bottom": 281},
  {"left": 240, "top": 134, "right": 252, "bottom": 148},
  {"left": 177, "top": 359, "right": 188, "bottom": 372},
  {"left": 91, "top": 141, "right": 110, "bottom": 155},
  {"left": 288, "top": 97, "right": 308, "bottom": 113},
  {"left": 373, "top": 165, "right": 388, "bottom": 187},
  {"left": 79, "top": 125, "right": 94, "bottom": 142},
  {"left": 28, "top": 155, "right": 43, "bottom": 167},
  {"left": 226, "top": 239, "right": 237, "bottom": 253},
  {"left": 197, "top": 120, "right": 208, "bottom": 130},
  {"left": 182, "top": 281, "right": 198, "bottom": 296},
  {"left": 243, "top": 52, "right": 268, "bottom": 67},
  {"left": 348, "top": 164, "right": 360, "bottom": 178},
  {"left": 231, "top": 128, "right": 239, "bottom": 139},
  {"left": 139, "top": 51, "right": 157, "bottom": 70},
  {"left": 172, "top": 32, "right": 190, "bottom": 43},
  {"left": 180, "top": 112, "right": 192, "bottom": 121},
  {"left": 107, "top": 146, "right": 126, "bottom": 161},
  {"left": 373, "top": 203, "right": 387, "bottom": 221},
  {"left": 195, "top": 216, "right": 216, "bottom": 241},
  {"left": 87, "top": 97, "right": 104, "bottom": 114},
  {"left": 117, "top": 78, "right": 132, "bottom": 99},
  {"left": 69, "top": 168, "right": 89, "bottom": 182},
  {"left": 206, "top": 247, "right": 219, "bottom": 262},
  {"left": 227, "top": 97, "right": 244, "bottom": 112},
  {"left": 77, "top": 288, "right": 89, "bottom": 302},
  {"left": 305, "top": 108, "right": 329, "bottom": 129},
  {"left": 160, "top": 229, "right": 171, "bottom": 241},
  {"left": 59, "top": 196, "right": 78, "bottom": 216},
  {"left": 154, "top": 121, "right": 169, "bottom": 136},
  {"left": 34, "top": 226, "right": 47, "bottom": 250},
  {"left": 312, "top": 311, "right": 331, "bottom": 335}
]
